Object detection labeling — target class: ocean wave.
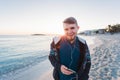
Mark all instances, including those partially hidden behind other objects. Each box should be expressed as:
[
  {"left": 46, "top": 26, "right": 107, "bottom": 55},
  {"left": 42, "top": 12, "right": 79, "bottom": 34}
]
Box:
[{"left": 0, "top": 55, "right": 48, "bottom": 76}]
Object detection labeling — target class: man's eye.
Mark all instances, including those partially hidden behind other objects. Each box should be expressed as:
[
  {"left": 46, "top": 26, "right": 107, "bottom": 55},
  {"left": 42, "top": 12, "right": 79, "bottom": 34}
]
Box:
[
  {"left": 64, "top": 27, "right": 75, "bottom": 31},
  {"left": 64, "top": 28, "right": 68, "bottom": 31},
  {"left": 71, "top": 27, "right": 75, "bottom": 29}
]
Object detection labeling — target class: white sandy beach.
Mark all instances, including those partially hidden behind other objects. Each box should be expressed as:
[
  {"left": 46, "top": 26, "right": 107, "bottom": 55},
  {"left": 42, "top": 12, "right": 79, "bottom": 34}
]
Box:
[
  {"left": 89, "top": 33, "right": 120, "bottom": 80},
  {"left": 1, "top": 33, "right": 120, "bottom": 80}
]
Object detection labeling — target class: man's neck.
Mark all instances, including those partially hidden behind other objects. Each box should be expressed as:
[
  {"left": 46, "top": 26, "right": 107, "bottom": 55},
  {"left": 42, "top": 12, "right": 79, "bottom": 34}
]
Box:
[
  {"left": 70, "top": 40, "right": 75, "bottom": 44},
  {"left": 66, "top": 37, "right": 76, "bottom": 44}
]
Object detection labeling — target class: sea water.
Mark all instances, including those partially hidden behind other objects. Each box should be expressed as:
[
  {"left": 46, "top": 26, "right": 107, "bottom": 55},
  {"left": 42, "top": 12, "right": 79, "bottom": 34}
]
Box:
[{"left": 0, "top": 35, "right": 53, "bottom": 77}]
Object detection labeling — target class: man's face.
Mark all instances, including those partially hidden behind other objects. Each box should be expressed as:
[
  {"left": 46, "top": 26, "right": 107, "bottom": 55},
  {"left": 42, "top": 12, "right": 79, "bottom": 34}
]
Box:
[{"left": 63, "top": 23, "right": 79, "bottom": 41}]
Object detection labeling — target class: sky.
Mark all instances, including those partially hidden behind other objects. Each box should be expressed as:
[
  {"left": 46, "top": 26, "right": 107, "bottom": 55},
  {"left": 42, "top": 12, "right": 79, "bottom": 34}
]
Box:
[{"left": 0, "top": 0, "right": 120, "bottom": 35}]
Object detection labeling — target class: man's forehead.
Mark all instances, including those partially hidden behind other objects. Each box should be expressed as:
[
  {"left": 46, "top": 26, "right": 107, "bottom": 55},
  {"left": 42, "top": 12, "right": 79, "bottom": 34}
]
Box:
[{"left": 63, "top": 23, "right": 77, "bottom": 27}]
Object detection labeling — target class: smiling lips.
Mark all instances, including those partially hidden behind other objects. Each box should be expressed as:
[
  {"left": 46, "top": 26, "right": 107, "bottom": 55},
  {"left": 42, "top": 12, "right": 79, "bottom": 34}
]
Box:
[{"left": 67, "top": 32, "right": 75, "bottom": 36}]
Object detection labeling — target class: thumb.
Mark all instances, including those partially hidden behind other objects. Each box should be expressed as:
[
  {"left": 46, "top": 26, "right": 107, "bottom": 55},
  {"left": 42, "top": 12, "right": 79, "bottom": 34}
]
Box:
[{"left": 62, "top": 65, "right": 68, "bottom": 69}]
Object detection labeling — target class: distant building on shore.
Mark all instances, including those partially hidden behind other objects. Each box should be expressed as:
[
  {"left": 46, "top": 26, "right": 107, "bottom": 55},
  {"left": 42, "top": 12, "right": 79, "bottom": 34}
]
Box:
[
  {"left": 78, "top": 29, "right": 106, "bottom": 35},
  {"left": 97, "top": 29, "right": 105, "bottom": 34},
  {"left": 84, "top": 30, "right": 91, "bottom": 35}
]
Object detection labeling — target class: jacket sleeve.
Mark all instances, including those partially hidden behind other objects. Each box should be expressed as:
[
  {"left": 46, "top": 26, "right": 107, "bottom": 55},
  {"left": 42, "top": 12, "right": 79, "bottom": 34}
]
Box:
[
  {"left": 48, "top": 40, "right": 61, "bottom": 71},
  {"left": 79, "top": 42, "right": 91, "bottom": 80}
]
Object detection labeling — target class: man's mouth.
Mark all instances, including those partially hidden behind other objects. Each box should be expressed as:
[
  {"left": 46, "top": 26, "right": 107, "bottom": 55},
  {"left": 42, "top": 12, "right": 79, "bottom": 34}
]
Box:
[{"left": 68, "top": 33, "right": 74, "bottom": 36}]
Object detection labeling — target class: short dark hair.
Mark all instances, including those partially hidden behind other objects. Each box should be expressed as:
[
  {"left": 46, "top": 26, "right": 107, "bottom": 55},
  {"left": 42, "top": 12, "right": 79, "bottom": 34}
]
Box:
[{"left": 63, "top": 17, "right": 78, "bottom": 25}]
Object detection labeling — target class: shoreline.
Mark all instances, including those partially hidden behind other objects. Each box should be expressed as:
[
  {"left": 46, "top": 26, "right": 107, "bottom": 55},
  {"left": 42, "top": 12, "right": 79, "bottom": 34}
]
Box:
[
  {"left": 16, "top": 59, "right": 53, "bottom": 80},
  {"left": 1, "top": 33, "right": 120, "bottom": 80},
  {"left": 0, "top": 59, "right": 53, "bottom": 80}
]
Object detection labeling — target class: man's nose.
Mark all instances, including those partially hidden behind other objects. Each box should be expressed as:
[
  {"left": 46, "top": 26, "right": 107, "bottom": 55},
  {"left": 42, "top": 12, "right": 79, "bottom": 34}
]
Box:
[{"left": 67, "top": 29, "right": 72, "bottom": 33}]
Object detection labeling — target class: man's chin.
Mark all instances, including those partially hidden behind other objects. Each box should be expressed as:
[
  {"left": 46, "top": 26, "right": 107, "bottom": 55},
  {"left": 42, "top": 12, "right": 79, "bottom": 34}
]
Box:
[{"left": 67, "top": 36, "right": 75, "bottom": 41}]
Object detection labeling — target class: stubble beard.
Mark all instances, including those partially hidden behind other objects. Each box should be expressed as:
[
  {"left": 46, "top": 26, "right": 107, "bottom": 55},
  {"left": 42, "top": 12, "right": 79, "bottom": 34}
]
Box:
[{"left": 67, "top": 35, "right": 76, "bottom": 42}]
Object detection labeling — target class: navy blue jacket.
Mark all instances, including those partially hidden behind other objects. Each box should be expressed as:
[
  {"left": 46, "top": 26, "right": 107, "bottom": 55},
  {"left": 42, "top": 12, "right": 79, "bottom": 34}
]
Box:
[{"left": 48, "top": 36, "right": 91, "bottom": 80}]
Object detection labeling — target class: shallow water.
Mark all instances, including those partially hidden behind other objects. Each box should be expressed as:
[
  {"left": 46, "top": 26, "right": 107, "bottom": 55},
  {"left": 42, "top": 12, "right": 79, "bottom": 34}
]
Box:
[{"left": 0, "top": 35, "right": 52, "bottom": 76}]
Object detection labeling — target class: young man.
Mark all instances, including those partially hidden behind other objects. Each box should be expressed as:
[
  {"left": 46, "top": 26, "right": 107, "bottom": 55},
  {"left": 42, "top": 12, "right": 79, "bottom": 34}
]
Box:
[{"left": 49, "top": 17, "right": 91, "bottom": 80}]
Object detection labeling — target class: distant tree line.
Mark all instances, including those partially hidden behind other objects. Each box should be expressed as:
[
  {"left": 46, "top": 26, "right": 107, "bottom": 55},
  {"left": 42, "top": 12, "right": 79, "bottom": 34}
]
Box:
[
  {"left": 106, "top": 24, "right": 120, "bottom": 34},
  {"left": 78, "top": 24, "right": 120, "bottom": 35}
]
